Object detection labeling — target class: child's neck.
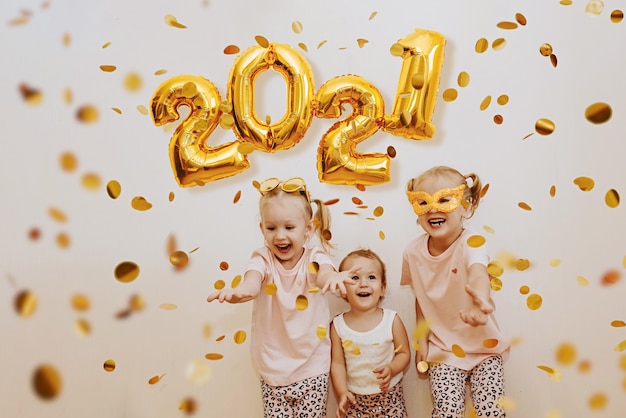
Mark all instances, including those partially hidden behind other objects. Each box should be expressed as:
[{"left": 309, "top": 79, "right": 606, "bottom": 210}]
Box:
[
  {"left": 344, "top": 306, "right": 384, "bottom": 332},
  {"left": 428, "top": 228, "right": 464, "bottom": 256}
]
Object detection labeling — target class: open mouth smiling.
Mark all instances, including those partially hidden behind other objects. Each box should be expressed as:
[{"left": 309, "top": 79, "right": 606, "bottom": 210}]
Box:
[{"left": 429, "top": 218, "right": 445, "bottom": 226}]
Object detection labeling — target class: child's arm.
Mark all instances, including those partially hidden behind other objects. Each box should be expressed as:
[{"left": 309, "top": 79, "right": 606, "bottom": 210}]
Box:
[
  {"left": 459, "top": 263, "right": 494, "bottom": 326},
  {"left": 330, "top": 323, "right": 355, "bottom": 418},
  {"left": 373, "top": 314, "right": 411, "bottom": 391},
  {"left": 206, "top": 270, "right": 262, "bottom": 303},
  {"left": 317, "top": 264, "right": 359, "bottom": 298},
  {"left": 414, "top": 300, "right": 430, "bottom": 374}
]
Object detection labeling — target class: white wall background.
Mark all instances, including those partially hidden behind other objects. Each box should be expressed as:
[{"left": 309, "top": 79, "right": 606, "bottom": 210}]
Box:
[{"left": 1, "top": 0, "right": 625, "bottom": 417}]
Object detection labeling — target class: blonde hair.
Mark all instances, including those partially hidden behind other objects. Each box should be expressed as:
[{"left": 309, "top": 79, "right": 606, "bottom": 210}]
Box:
[
  {"left": 406, "top": 165, "right": 483, "bottom": 218},
  {"left": 258, "top": 187, "right": 334, "bottom": 252},
  {"left": 338, "top": 248, "right": 387, "bottom": 289}
]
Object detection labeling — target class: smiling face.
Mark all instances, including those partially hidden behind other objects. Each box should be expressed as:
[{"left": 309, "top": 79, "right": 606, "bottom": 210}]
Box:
[
  {"left": 259, "top": 193, "right": 313, "bottom": 270},
  {"left": 341, "top": 254, "right": 386, "bottom": 312},
  {"left": 413, "top": 175, "right": 469, "bottom": 253}
]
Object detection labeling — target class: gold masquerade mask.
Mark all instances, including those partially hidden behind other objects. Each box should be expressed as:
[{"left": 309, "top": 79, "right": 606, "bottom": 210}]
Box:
[
  {"left": 255, "top": 177, "right": 310, "bottom": 202},
  {"left": 406, "top": 184, "right": 466, "bottom": 216}
]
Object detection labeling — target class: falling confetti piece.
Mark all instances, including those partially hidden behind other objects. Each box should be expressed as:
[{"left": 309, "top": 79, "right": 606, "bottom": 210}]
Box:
[
  {"left": 76, "top": 105, "right": 99, "bottom": 123},
  {"left": 264, "top": 283, "right": 278, "bottom": 295},
  {"left": 588, "top": 393, "right": 607, "bottom": 410},
  {"left": 48, "top": 207, "right": 68, "bottom": 223},
  {"left": 550, "top": 54, "right": 558, "bottom": 68},
  {"left": 74, "top": 318, "right": 91, "bottom": 336},
  {"left": 483, "top": 339, "right": 499, "bottom": 349},
  {"left": 535, "top": 118, "right": 555, "bottom": 135},
  {"left": 492, "top": 38, "right": 506, "bottom": 50},
  {"left": 479, "top": 96, "right": 491, "bottom": 111},
  {"left": 56, "top": 232, "right": 70, "bottom": 248},
  {"left": 71, "top": 294, "right": 90, "bottom": 311},
  {"left": 234, "top": 330, "right": 246, "bottom": 344},
  {"left": 467, "top": 235, "right": 486, "bottom": 248},
  {"left": 164, "top": 14, "right": 187, "bottom": 28},
  {"left": 515, "top": 13, "right": 528, "bottom": 25},
  {"left": 160, "top": 303, "right": 177, "bottom": 310},
  {"left": 417, "top": 361, "right": 429, "bottom": 373},
  {"left": 526, "top": 294, "right": 542, "bottom": 310},
  {"left": 99, "top": 65, "right": 116, "bottom": 72},
  {"left": 442, "top": 88, "right": 458, "bottom": 102},
  {"left": 295, "top": 294, "right": 308, "bottom": 310},
  {"left": 255, "top": 35, "right": 269, "bottom": 48},
  {"left": 186, "top": 358, "right": 211, "bottom": 384},
  {"left": 214, "top": 280, "right": 226, "bottom": 290},
  {"left": 490, "top": 277, "right": 503, "bottom": 291},
  {"left": 452, "top": 344, "right": 466, "bottom": 358},
  {"left": 317, "top": 40, "right": 327, "bottom": 49},
  {"left": 389, "top": 43, "right": 404, "bottom": 56},
  {"left": 487, "top": 261, "right": 503, "bottom": 277},
  {"left": 106, "top": 180, "right": 121, "bottom": 199},
  {"left": 537, "top": 365, "right": 562, "bottom": 381},
  {"left": 291, "top": 21, "right": 303, "bottom": 33},
  {"left": 324, "top": 198, "right": 340, "bottom": 206},
  {"left": 519, "top": 285, "right": 530, "bottom": 295},
  {"left": 496, "top": 95, "right": 509, "bottom": 105},
  {"left": 585, "top": 0, "right": 604, "bottom": 17},
  {"left": 131, "top": 196, "right": 152, "bottom": 211},
  {"left": 316, "top": 325, "right": 327, "bottom": 340},
  {"left": 28, "top": 227, "right": 41, "bottom": 240},
  {"left": 610, "top": 10, "right": 624, "bottom": 23},
  {"left": 179, "top": 398, "right": 197, "bottom": 414},
  {"left": 101, "top": 41, "right": 111, "bottom": 48},
  {"left": 14, "top": 290, "right": 37, "bottom": 317},
  {"left": 549, "top": 185, "right": 556, "bottom": 197},
  {"left": 539, "top": 43, "right": 553, "bottom": 56},
  {"left": 555, "top": 342, "right": 577, "bottom": 365},
  {"left": 170, "top": 250, "right": 189, "bottom": 268},
  {"left": 576, "top": 276, "right": 589, "bottom": 286},
  {"left": 154, "top": 69, "right": 167, "bottom": 76},
  {"left": 515, "top": 259, "right": 530, "bottom": 271},
  {"left": 148, "top": 374, "right": 165, "bottom": 385},
  {"left": 605, "top": 189, "right": 620, "bottom": 208},
  {"left": 573, "top": 177, "right": 594, "bottom": 191},
  {"left": 103, "top": 359, "right": 116, "bottom": 372},
  {"left": 457, "top": 72, "right": 470, "bottom": 87},
  {"left": 224, "top": 44, "right": 240, "bottom": 55},
  {"left": 124, "top": 72, "right": 143, "bottom": 92},
  {"left": 205, "top": 353, "right": 223, "bottom": 360},
  {"left": 585, "top": 102, "right": 612, "bottom": 124},
  {"left": 114, "top": 261, "right": 140, "bottom": 283},
  {"left": 475, "top": 38, "right": 489, "bottom": 53},
  {"left": 497, "top": 21, "right": 518, "bottom": 29},
  {"left": 32, "top": 364, "right": 62, "bottom": 399},
  {"left": 518, "top": 202, "right": 532, "bottom": 211},
  {"left": 601, "top": 269, "right": 621, "bottom": 286},
  {"left": 611, "top": 320, "right": 626, "bottom": 327},
  {"left": 19, "top": 83, "right": 43, "bottom": 105},
  {"left": 308, "top": 261, "right": 320, "bottom": 274},
  {"left": 129, "top": 294, "right": 145, "bottom": 311},
  {"left": 308, "top": 287, "right": 319, "bottom": 293},
  {"left": 369, "top": 11, "right": 377, "bottom": 20},
  {"left": 550, "top": 259, "right": 561, "bottom": 267},
  {"left": 357, "top": 38, "right": 369, "bottom": 48}
]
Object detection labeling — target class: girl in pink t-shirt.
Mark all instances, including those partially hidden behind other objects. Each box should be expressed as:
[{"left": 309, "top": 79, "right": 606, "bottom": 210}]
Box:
[
  {"left": 207, "top": 177, "right": 356, "bottom": 418},
  {"left": 400, "top": 166, "right": 509, "bottom": 418}
]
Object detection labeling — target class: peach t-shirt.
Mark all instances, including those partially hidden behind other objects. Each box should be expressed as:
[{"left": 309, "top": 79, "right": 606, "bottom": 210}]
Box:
[
  {"left": 246, "top": 245, "right": 334, "bottom": 386},
  {"left": 400, "top": 229, "right": 509, "bottom": 370}
]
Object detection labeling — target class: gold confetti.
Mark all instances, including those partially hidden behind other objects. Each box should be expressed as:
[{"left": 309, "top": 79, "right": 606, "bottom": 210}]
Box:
[
  {"left": 231, "top": 275, "right": 242, "bottom": 288},
  {"left": 214, "top": 280, "right": 225, "bottom": 290},
  {"left": 535, "top": 118, "right": 555, "bottom": 135},
  {"left": 483, "top": 339, "right": 499, "bottom": 348},
  {"left": 264, "top": 283, "right": 277, "bottom": 295},
  {"left": 148, "top": 374, "right": 165, "bottom": 385},
  {"left": 215, "top": 335, "right": 225, "bottom": 342},
  {"left": 219, "top": 261, "right": 229, "bottom": 271},
  {"left": 219, "top": 113, "right": 235, "bottom": 129},
  {"left": 111, "top": 107, "right": 122, "bottom": 114},
  {"left": 372, "top": 206, "right": 384, "bottom": 217},
  {"left": 32, "top": 364, "right": 62, "bottom": 399},
  {"left": 164, "top": 14, "right": 187, "bottom": 28},
  {"left": 475, "top": 38, "right": 489, "bottom": 53},
  {"left": 28, "top": 227, "right": 41, "bottom": 241},
  {"left": 585, "top": 0, "right": 604, "bottom": 17},
  {"left": 539, "top": 43, "right": 553, "bottom": 56},
  {"left": 493, "top": 115, "right": 503, "bottom": 125},
  {"left": 411, "top": 73, "right": 425, "bottom": 90},
  {"left": 576, "top": 275, "right": 589, "bottom": 286},
  {"left": 124, "top": 72, "right": 143, "bottom": 92},
  {"left": 316, "top": 324, "right": 327, "bottom": 340},
  {"left": 160, "top": 303, "right": 177, "bottom": 310},
  {"left": 515, "top": 13, "right": 527, "bottom": 25},
  {"left": 526, "top": 293, "right": 542, "bottom": 310},
  {"left": 14, "top": 290, "right": 37, "bottom": 317},
  {"left": 610, "top": 10, "right": 624, "bottom": 23},
  {"left": 492, "top": 38, "right": 506, "bottom": 50},
  {"left": 537, "top": 365, "right": 562, "bottom": 381},
  {"left": 179, "top": 398, "right": 197, "bottom": 414},
  {"left": 479, "top": 96, "right": 491, "bottom": 111},
  {"left": 234, "top": 330, "right": 246, "bottom": 344},
  {"left": 417, "top": 360, "right": 429, "bottom": 373},
  {"left": 56, "top": 232, "right": 70, "bottom": 248},
  {"left": 102, "top": 41, "right": 111, "bottom": 48},
  {"left": 99, "top": 65, "right": 116, "bottom": 72},
  {"left": 308, "top": 287, "right": 319, "bottom": 293},
  {"left": 497, "top": 21, "right": 518, "bottom": 29},
  {"left": 71, "top": 294, "right": 90, "bottom": 311},
  {"left": 555, "top": 342, "right": 577, "bottom": 365},
  {"left": 154, "top": 69, "right": 167, "bottom": 76},
  {"left": 170, "top": 250, "right": 189, "bottom": 268},
  {"left": 605, "top": 189, "right": 620, "bottom": 208},
  {"left": 387, "top": 146, "right": 396, "bottom": 158},
  {"left": 295, "top": 294, "right": 308, "bottom": 310},
  {"left": 48, "top": 207, "right": 68, "bottom": 223},
  {"left": 357, "top": 38, "right": 369, "bottom": 48},
  {"left": 291, "top": 21, "right": 303, "bottom": 34},
  {"left": 317, "top": 40, "right": 327, "bottom": 49},
  {"left": 131, "top": 196, "right": 152, "bottom": 211},
  {"left": 467, "top": 235, "right": 486, "bottom": 248},
  {"left": 378, "top": 231, "right": 385, "bottom": 240},
  {"left": 297, "top": 43, "right": 308, "bottom": 52},
  {"left": 114, "top": 261, "right": 140, "bottom": 283},
  {"left": 515, "top": 259, "right": 530, "bottom": 271},
  {"left": 487, "top": 261, "right": 503, "bottom": 277},
  {"left": 255, "top": 35, "right": 269, "bottom": 48},
  {"left": 601, "top": 269, "right": 621, "bottom": 286},
  {"left": 19, "top": 83, "right": 43, "bottom": 105},
  {"left": 224, "top": 45, "right": 240, "bottom": 55},
  {"left": 588, "top": 393, "right": 607, "bottom": 410},
  {"left": 585, "top": 102, "right": 612, "bottom": 124},
  {"left": 490, "top": 277, "right": 503, "bottom": 291},
  {"left": 519, "top": 285, "right": 530, "bottom": 295},
  {"left": 76, "top": 105, "right": 99, "bottom": 123},
  {"left": 550, "top": 185, "right": 556, "bottom": 197},
  {"left": 573, "top": 176, "right": 594, "bottom": 191},
  {"left": 369, "top": 11, "right": 378, "bottom": 20},
  {"left": 442, "top": 88, "right": 458, "bottom": 102},
  {"left": 497, "top": 95, "right": 509, "bottom": 105},
  {"left": 308, "top": 261, "right": 320, "bottom": 274},
  {"left": 82, "top": 173, "right": 101, "bottom": 190},
  {"left": 205, "top": 353, "right": 223, "bottom": 360},
  {"left": 168, "top": 191, "right": 175, "bottom": 202},
  {"left": 518, "top": 202, "right": 532, "bottom": 211},
  {"left": 74, "top": 319, "right": 91, "bottom": 336},
  {"left": 324, "top": 198, "right": 340, "bottom": 206},
  {"left": 389, "top": 43, "right": 404, "bottom": 57},
  {"left": 550, "top": 54, "right": 558, "bottom": 68},
  {"left": 611, "top": 320, "right": 626, "bottom": 327},
  {"left": 106, "top": 180, "right": 121, "bottom": 199},
  {"left": 550, "top": 259, "right": 561, "bottom": 267},
  {"left": 103, "top": 359, "right": 116, "bottom": 372},
  {"left": 129, "top": 294, "right": 145, "bottom": 311},
  {"left": 452, "top": 344, "right": 466, "bottom": 358}
]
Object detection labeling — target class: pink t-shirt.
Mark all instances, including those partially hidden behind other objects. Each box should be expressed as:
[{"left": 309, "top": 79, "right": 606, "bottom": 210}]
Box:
[
  {"left": 246, "top": 245, "right": 334, "bottom": 386},
  {"left": 400, "top": 229, "right": 509, "bottom": 370}
]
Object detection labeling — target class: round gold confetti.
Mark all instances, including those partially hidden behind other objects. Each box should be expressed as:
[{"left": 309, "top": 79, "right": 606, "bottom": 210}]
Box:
[
  {"left": 497, "top": 21, "right": 518, "bottom": 29},
  {"left": 102, "top": 41, "right": 111, "bottom": 48},
  {"left": 154, "top": 69, "right": 167, "bottom": 76},
  {"left": 28, "top": 227, "right": 41, "bottom": 240},
  {"left": 219, "top": 113, "right": 235, "bottom": 129},
  {"left": 490, "top": 277, "right": 503, "bottom": 291},
  {"left": 379, "top": 231, "right": 386, "bottom": 240},
  {"left": 493, "top": 114, "right": 503, "bottom": 125},
  {"left": 124, "top": 72, "right": 143, "bottom": 92},
  {"left": 539, "top": 43, "right": 553, "bottom": 56},
  {"left": 610, "top": 9, "right": 624, "bottom": 23},
  {"left": 515, "top": 259, "right": 530, "bottom": 271},
  {"left": 492, "top": 38, "right": 506, "bottom": 50},
  {"left": 369, "top": 11, "right": 378, "bottom": 20},
  {"left": 316, "top": 324, "right": 327, "bottom": 340},
  {"left": 168, "top": 191, "right": 175, "bottom": 202},
  {"left": 417, "top": 360, "right": 429, "bottom": 373},
  {"left": 496, "top": 95, "right": 509, "bottom": 105},
  {"left": 372, "top": 206, "right": 384, "bottom": 217},
  {"left": 59, "top": 152, "right": 77, "bottom": 172},
  {"left": 549, "top": 185, "right": 556, "bottom": 197},
  {"left": 160, "top": 303, "right": 177, "bottom": 310},
  {"left": 475, "top": 38, "right": 489, "bottom": 53},
  {"left": 214, "top": 280, "right": 226, "bottom": 290},
  {"left": 451, "top": 344, "right": 466, "bottom": 358},
  {"left": 262, "top": 283, "right": 278, "bottom": 296},
  {"left": 517, "top": 202, "right": 532, "bottom": 211},
  {"left": 324, "top": 198, "right": 340, "bottom": 206},
  {"left": 411, "top": 73, "right": 424, "bottom": 90},
  {"left": 71, "top": 294, "right": 90, "bottom": 311},
  {"left": 585, "top": 0, "right": 604, "bottom": 17},
  {"left": 63, "top": 88, "right": 72, "bottom": 105},
  {"left": 164, "top": 14, "right": 187, "bottom": 28},
  {"left": 219, "top": 261, "right": 229, "bottom": 271},
  {"left": 129, "top": 294, "right": 145, "bottom": 311},
  {"left": 82, "top": 173, "right": 101, "bottom": 190},
  {"left": 535, "top": 118, "right": 555, "bottom": 135},
  {"left": 555, "top": 342, "right": 577, "bottom": 365},
  {"left": 131, "top": 196, "right": 152, "bottom": 211},
  {"left": 170, "top": 250, "right": 189, "bottom": 268},
  {"left": 32, "top": 364, "right": 62, "bottom": 399},
  {"left": 308, "top": 286, "right": 319, "bottom": 293},
  {"left": 232, "top": 190, "right": 242, "bottom": 204},
  {"left": 148, "top": 374, "right": 164, "bottom": 385},
  {"left": 56, "top": 232, "right": 70, "bottom": 248},
  {"left": 215, "top": 335, "right": 225, "bottom": 342},
  {"left": 295, "top": 294, "right": 308, "bottom": 310},
  {"left": 601, "top": 269, "right": 621, "bottom": 286},
  {"left": 74, "top": 318, "right": 91, "bottom": 336},
  {"left": 291, "top": 21, "right": 303, "bottom": 34},
  {"left": 307, "top": 261, "right": 320, "bottom": 275},
  {"left": 231, "top": 275, "right": 242, "bottom": 288},
  {"left": 550, "top": 259, "right": 561, "bottom": 267},
  {"left": 611, "top": 320, "right": 626, "bottom": 327},
  {"left": 520, "top": 285, "right": 530, "bottom": 295},
  {"left": 223, "top": 45, "right": 240, "bottom": 55},
  {"left": 106, "top": 180, "right": 121, "bottom": 199},
  {"left": 114, "top": 261, "right": 140, "bottom": 283},
  {"left": 19, "top": 83, "right": 43, "bottom": 105},
  {"left": 573, "top": 176, "right": 594, "bottom": 191},
  {"left": 322, "top": 229, "right": 332, "bottom": 241},
  {"left": 479, "top": 96, "right": 491, "bottom": 111},
  {"left": 526, "top": 293, "right": 542, "bottom": 310},
  {"left": 457, "top": 72, "right": 470, "bottom": 87},
  {"left": 99, "top": 65, "right": 116, "bottom": 72},
  {"left": 103, "top": 359, "right": 116, "bottom": 372},
  {"left": 233, "top": 330, "right": 246, "bottom": 344},
  {"left": 483, "top": 225, "right": 495, "bottom": 234},
  {"left": 351, "top": 197, "right": 363, "bottom": 205},
  {"left": 550, "top": 54, "right": 558, "bottom": 68},
  {"left": 483, "top": 339, "right": 499, "bottom": 349},
  {"left": 389, "top": 43, "right": 404, "bottom": 57},
  {"left": 585, "top": 102, "right": 612, "bottom": 124},
  {"left": 238, "top": 142, "right": 255, "bottom": 155},
  {"left": 179, "top": 398, "right": 197, "bottom": 414},
  {"left": 76, "top": 105, "right": 99, "bottom": 123},
  {"left": 487, "top": 261, "right": 503, "bottom": 277},
  {"left": 205, "top": 353, "right": 223, "bottom": 360},
  {"left": 442, "top": 88, "right": 458, "bottom": 102},
  {"left": 48, "top": 207, "right": 67, "bottom": 223},
  {"left": 605, "top": 189, "right": 620, "bottom": 208},
  {"left": 515, "top": 13, "right": 527, "bottom": 25},
  {"left": 386, "top": 146, "right": 397, "bottom": 158},
  {"left": 15, "top": 290, "right": 37, "bottom": 317},
  {"left": 588, "top": 393, "right": 607, "bottom": 410},
  {"left": 255, "top": 35, "right": 269, "bottom": 48},
  {"left": 467, "top": 235, "right": 486, "bottom": 248},
  {"left": 576, "top": 275, "right": 589, "bottom": 286}
]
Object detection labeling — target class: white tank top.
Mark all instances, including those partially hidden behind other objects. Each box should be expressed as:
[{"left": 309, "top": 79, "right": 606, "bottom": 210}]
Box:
[{"left": 332, "top": 308, "right": 402, "bottom": 394}]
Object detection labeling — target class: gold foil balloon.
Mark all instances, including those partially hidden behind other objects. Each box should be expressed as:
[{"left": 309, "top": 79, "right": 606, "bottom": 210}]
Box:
[
  {"left": 227, "top": 43, "right": 314, "bottom": 152},
  {"left": 383, "top": 29, "right": 446, "bottom": 140},
  {"left": 151, "top": 75, "right": 250, "bottom": 187},
  {"left": 315, "top": 74, "right": 389, "bottom": 185}
]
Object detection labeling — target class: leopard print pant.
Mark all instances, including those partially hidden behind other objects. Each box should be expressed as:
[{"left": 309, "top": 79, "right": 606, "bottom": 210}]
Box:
[
  {"left": 343, "top": 380, "right": 408, "bottom": 418},
  {"left": 428, "top": 356, "right": 505, "bottom": 418},
  {"left": 261, "top": 373, "right": 329, "bottom": 418}
]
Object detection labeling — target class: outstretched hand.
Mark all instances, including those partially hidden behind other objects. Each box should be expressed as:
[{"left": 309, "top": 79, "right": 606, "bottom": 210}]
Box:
[
  {"left": 321, "top": 266, "right": 360, "bottom": 297},
  {"left": 207, "top": 288, "right": 256, "bottom": 304},
  {"left": 459, "top": 284, "right": 494, "bottom": 326}
]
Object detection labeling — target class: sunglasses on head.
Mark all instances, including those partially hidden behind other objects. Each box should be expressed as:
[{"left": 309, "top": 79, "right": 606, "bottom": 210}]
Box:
[{"left": 254, "top": 177, "right": 310, "bottom": 202}]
